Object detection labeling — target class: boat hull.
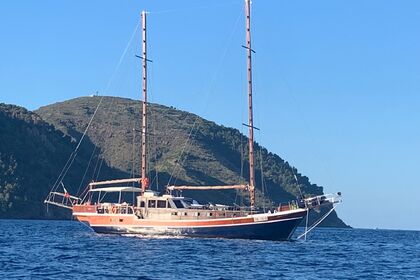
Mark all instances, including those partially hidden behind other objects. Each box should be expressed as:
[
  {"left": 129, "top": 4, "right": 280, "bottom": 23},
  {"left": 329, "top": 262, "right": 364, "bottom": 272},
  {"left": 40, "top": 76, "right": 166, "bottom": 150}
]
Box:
[
  {"left": 74, "top": 209, "right": 306, "bottom": 241},
  {"left": 91, "top": 216, "right": 303, "bottom": 241}
]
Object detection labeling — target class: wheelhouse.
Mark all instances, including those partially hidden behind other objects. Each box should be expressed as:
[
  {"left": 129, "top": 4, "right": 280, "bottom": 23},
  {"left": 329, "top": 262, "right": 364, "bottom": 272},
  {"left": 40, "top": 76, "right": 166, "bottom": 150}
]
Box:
[{"left": 136, "top": 191, "right": 199, "bottom": 210}]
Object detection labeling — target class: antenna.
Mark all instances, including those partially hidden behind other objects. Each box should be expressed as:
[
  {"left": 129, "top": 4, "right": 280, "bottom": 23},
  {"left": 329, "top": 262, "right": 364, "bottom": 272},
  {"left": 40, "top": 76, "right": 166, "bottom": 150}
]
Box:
[{"left": 244, "top": 0, "right": 255, "bottom": 208}]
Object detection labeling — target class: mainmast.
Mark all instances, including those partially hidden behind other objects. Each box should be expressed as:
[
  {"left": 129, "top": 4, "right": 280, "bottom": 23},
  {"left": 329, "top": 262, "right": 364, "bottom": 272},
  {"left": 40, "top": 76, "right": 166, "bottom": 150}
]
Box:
[
  {"left": 141, "top": 11, "right": 149, "bottom": 192},
  {"left": 244, "top": 0, "right": 255, "bottom": 208}
]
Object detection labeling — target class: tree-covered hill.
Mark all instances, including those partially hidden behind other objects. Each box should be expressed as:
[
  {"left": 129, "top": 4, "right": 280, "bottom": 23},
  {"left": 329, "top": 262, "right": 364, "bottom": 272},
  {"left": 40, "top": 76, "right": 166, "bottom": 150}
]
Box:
[
  {"left": 36, "top": 96, "right": 348, "bottom": 227},
  {"left": 0, "top": 103, "right": 127, "bottom": 218}
]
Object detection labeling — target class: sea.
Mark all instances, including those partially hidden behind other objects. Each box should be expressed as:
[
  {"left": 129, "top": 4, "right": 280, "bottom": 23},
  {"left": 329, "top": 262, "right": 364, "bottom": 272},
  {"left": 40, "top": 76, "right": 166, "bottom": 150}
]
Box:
[{"left": 0, "top": 220, "right": 418, "bottom": 279}]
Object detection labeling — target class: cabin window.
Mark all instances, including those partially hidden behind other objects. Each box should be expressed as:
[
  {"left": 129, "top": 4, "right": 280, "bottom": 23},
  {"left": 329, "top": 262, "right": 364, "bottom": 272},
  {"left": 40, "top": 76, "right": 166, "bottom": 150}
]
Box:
[
  {"left": 173, "top": 200, "right": 184, "bottom": 209},
  {"left": 140, "top": 201, "right": 145, "bottom": 207},
  {"left": 157, "top": 200, "right": 166, "bottom": 208},
  {"left": 208, "top": 213, "right": 213, "bottom": 217},
  {"left": 148, "top": 200, "right": 156, "bottom": 208}
]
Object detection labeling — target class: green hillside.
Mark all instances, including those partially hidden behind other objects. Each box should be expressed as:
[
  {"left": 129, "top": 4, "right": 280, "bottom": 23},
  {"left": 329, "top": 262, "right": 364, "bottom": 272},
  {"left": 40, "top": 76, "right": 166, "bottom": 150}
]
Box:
[{"left": 0, "top": 103, "right": 128, "bottom": 219}]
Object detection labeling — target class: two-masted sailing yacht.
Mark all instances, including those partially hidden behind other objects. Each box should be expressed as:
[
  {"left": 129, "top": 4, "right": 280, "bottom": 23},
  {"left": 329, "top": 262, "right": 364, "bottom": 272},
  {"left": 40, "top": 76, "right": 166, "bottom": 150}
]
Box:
[{"left": 45, "top": 1, "right": 341, "bottom": 241}]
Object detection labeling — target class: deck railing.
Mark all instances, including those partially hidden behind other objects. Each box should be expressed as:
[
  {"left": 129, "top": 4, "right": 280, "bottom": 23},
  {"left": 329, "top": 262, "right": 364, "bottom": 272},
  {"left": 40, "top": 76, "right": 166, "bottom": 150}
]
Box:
[{"left": 44, "top": 191, "right": 80, "bottom": 209}]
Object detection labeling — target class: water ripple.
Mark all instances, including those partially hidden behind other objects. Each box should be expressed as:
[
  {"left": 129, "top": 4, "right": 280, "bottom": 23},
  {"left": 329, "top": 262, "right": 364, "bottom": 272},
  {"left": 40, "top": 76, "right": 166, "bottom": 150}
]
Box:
[{"left": 0, "top": 220, "right": 419, "bottom": 279}]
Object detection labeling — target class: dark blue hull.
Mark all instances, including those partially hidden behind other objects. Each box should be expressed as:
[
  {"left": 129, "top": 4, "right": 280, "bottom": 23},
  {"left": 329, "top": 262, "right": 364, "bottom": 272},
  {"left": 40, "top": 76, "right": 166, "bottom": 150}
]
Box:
[{"left": 91, "top": 217, "right": 304, "bottom": 241}]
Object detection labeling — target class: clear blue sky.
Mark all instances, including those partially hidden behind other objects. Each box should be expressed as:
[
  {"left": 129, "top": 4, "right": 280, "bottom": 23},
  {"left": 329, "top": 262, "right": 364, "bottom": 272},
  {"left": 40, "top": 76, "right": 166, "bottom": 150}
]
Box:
[{"left": 1, "top": 0, "right": 419, "bottom": 230}]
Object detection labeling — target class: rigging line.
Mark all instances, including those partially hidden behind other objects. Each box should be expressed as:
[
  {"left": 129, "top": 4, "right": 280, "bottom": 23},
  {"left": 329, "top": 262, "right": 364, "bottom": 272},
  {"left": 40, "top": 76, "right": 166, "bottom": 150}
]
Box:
[
  {"left": 131, "top": 127, "right": 136, "bottom": 179},
  {"left": 290, "top": 166, "right": 303, "bottom": 197},
  {"left": 167, "top": 9, "right": 243, "bottom": 186},
  {"left": 145, "top": 55, "right": 155, "bottom": 186},
  {"left": 167, "top": 120, "right": 197, "bottom": 186},
  {"left": 105, "top": 21, "right": 140, "bottom": 93},
  {"left": 76, "top": 39, "right": 137, "bottom": 183},
  {"left": 297, "top": 204, "right": 339, "bottom": 240},
  {"left": 252, "top": 41, "right": 271, "bottom": 208},
  {"left": 279, "top": 73, "right": 335, "bottom": 195},
  {"left": 55, "top": 97, "right": 104, "bottom": 191},
  {"left": 236, "top": 127, "right": 245, "bottom": 207},
  {"left": 76, "top": 145, "right": 98, "bottom": 196},
  {"left": 128, "top": 80, "right": 140, "bottom": 182},
  {"left": 75, "top": 218, "right": 95, "bottom": 232},
  {"left": 91, "top": 149, "right": 102, "bottom": 181},
  {"left": 50, "top": 94, "right": 103, "bottom": 192},
  {"left": 47, "top": 21, "right": 140, "bottom": 195},
  {"left": 57, "top": 97, "right": 106, "bottom": 188},
  {"left": 92, "top": 113, "right": 121, "bottom": 180},
  {"left": 258, "top": 144, "right": 266, "bottom": 211},
  {"left": 253, "top": 58, "right": 269, "bottom": 207},
  {"left": 304, "top": 208, "right": 309, "bottom": 241},
  {"left": 240, "top": 128, "right": 244, "bottom": 180},
  {"left": 95, "top": 153, "right": 105, "bottom": 181},
  {"left": 147, "top": 66, "right": 160, "bottom": 191},
  {"left": 50, "top": 150, "right": 77, "bottom": 192},
  {"left": 92, "top": 98, "right": 119, "bottom": 181},
  {"left": 235, "top": 126, "right": 245, "bottom": 205},
  {"left": 75, "top": 97, "right": 104, "bottom": 151},
  {"left": 91, "top": 22, "right": 141, "bottom": 181},
  {"left": 57, "top": 95, "right": 105, "bottom": 186},
  {"left": 251, "top": 42, "right": 266, "bottom": 206},
  {"left": 150, "top": 65, "right": 160, "bottom": 191}
]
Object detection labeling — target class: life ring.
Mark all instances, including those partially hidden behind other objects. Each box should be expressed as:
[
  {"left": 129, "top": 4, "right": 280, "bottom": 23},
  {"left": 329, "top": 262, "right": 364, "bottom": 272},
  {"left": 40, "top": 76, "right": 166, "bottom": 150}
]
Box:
[{"left": 111, "top": 206, "right": 117, "bottom": 214}]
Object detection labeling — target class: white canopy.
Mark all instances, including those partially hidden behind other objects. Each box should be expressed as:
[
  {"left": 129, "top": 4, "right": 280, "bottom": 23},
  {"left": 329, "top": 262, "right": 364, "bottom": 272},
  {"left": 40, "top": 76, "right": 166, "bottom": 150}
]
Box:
[
  {"left": 89, "top": 187, "right": 141, "bottom": 193},
  {"left": 89, "top": 178, "right": 141, "bottom": 187}
]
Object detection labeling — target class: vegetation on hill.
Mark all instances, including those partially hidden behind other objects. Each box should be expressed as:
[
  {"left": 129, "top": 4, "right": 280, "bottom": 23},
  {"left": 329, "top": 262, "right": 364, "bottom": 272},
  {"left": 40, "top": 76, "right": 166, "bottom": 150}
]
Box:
[
  {"left": 0, "top": 103, "right": 127, "bottom": 219},
  {"left": 36, "top": 96, "right": 348, "bottom": 227}
]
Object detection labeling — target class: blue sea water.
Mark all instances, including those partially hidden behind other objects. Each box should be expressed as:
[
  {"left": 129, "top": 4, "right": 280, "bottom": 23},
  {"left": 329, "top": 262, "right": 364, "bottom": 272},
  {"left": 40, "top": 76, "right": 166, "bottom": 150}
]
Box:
[{"left": 0, "top": 220, "right": 419, "bottom": 279}]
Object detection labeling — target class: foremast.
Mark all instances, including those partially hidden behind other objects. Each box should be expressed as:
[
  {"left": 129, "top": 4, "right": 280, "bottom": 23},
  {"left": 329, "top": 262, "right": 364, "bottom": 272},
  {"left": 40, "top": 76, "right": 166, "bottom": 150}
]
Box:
[
  {"left": 244, "top": 0, "right": 256, "bottom": 208},
  {"left": 141, "top": 11, "right": 149, "bottom": 192}
]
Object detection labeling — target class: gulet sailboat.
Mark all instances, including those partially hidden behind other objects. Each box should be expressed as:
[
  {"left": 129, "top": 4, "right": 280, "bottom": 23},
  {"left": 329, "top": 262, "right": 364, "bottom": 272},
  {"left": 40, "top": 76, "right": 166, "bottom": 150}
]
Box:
[{"left": 45, "top": 1, "right": 341, "bottom": 241}]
